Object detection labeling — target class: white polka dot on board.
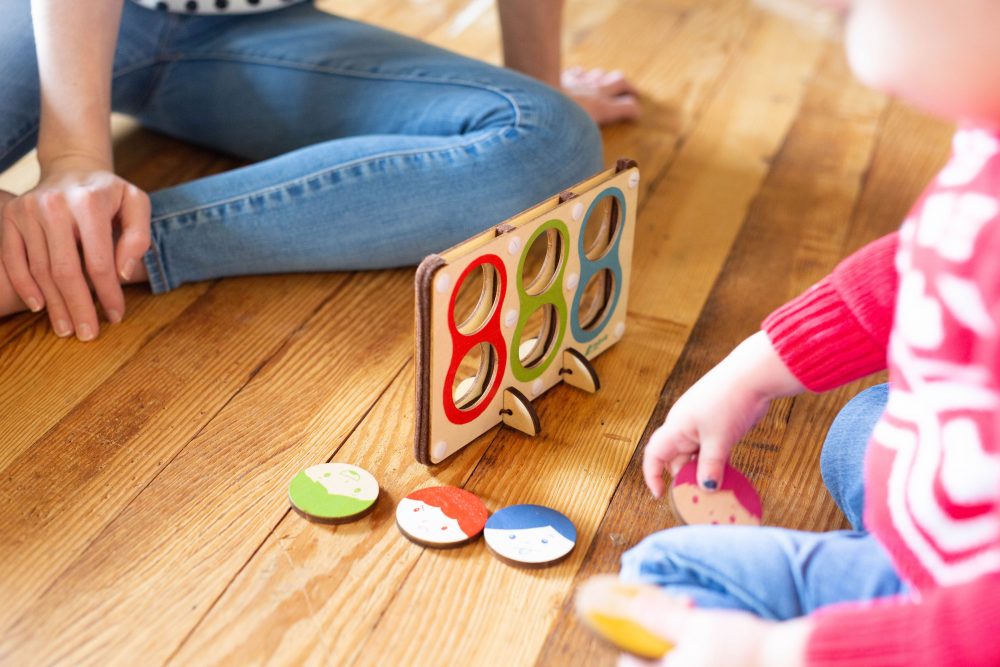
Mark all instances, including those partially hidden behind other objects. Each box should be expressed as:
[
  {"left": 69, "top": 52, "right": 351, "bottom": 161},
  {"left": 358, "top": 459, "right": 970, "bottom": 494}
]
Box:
[
  {"left": 615, "top": 322, "right": 626, "bottom": 338},
  {"left": 572, "top": 203, "right": 584, "bottom": 221},
  {"left": 508, "top": 237, "right": 523, "bottom": 256},
  {"left": 435, "top": 273, "right": 452, "bottom": 294},
  {"left": 628, "top": 172, "right": 640, "bottom": 189},
  {"left": 531, "top": 379, "right": 544, "bottom": 397},
  {"left": 432, "top": 440, "right": 449, "bottom": 461},
  {"left": 504, "top": 309, "right": 519, "bottom": 327},
  {"left": 565, "top": 273, "right": 580, "bottom": 291}
]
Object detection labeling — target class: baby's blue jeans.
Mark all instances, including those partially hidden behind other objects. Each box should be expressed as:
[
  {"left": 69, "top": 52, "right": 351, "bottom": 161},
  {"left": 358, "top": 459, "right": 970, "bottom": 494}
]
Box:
[
  {"left": 622, "top": 384, "right": 910, "bottom": 619},
  {"left": 0, "top": 1, "right": 602, "bottom": 293}
]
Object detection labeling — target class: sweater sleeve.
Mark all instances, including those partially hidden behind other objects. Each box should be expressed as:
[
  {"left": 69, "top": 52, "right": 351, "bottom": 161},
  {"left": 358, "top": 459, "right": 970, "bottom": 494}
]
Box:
[
  {"left": 806, "top": 574, "right": 1000, "bottom": 667},
  {"left": 762, "top": 233, "right": 899, "bottom": 391}
]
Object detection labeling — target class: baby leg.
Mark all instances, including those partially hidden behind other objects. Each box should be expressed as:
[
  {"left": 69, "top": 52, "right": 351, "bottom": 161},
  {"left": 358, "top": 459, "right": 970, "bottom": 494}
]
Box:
[
  {"left": 621, "top": 523, "right": 906, "bottom": 620},
  {"left": 820, "top": 383, "right": 889, "bottom": 530}
]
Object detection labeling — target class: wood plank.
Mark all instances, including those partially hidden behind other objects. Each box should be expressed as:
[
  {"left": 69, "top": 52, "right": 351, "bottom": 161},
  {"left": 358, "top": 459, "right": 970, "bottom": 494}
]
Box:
[
  {"left": 0, "top": 284, "right": 208, "bottom": 470},
  {"left": 168, "top": 360, "right": 497, "bottom": 667},
  {"left": 0, "top": 270, "right": 418, "bottom": 666},
  {"left": 163, "top": 5, "right": 831, "bottom": 667},
  {"left": 0, "top": 272, "right": 347, "bottom": 639},
  {"left": 626, "top": 8, "right": 827, "bottom": 323},
  {"left": 535, "top": 46, "right": 952, "bottom": 666},
  {"left": 767, "top": 99, "right": 954, "bottom": 528},
  {"left": 351, "top": 316, "right": 685, "bottom": 667},
  {"left": 346, "top": 9, "right": 832, "bottom": 667}
]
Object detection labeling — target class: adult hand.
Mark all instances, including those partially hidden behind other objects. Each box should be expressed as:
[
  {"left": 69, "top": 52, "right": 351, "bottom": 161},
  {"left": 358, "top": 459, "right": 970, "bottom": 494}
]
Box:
[
  {"left": 562, "top": 66, "right": 641, "bottom": 125},
  {"left": 1, "top": 156, "right": 150, "bottom": 340},
  {"left": 643, "top": 332, "right": 804, "bottom": 496}
]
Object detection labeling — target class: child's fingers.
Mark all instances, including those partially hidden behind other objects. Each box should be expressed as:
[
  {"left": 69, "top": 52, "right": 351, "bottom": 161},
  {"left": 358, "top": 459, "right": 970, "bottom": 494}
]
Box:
[
  {"left": 617, "top": 654, "right": 656, "bottom": 667},
  {"left": 668, "top": 453, "right": 692, "bottom": 478},
  {"left": 694, "top": 441, "right": 728, "bottom": 491},
  {"left": 642, "top": 428, "right": 679, "bottom": 498}
]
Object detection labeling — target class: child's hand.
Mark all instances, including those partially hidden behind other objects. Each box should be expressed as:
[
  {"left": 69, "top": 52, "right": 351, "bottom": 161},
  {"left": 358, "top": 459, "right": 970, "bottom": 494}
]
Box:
[
  {"left": 643, "top": 332, "right": 804, "bottom": 497},
  {"left": 615, "top": 607, "right": 811, "bottom": 667}
]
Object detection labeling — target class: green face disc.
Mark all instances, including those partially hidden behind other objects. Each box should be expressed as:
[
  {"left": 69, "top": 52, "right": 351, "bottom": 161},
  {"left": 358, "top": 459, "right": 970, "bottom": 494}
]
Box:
[{"left": 288, "top": 462, "right": 380, "bottom": 523}]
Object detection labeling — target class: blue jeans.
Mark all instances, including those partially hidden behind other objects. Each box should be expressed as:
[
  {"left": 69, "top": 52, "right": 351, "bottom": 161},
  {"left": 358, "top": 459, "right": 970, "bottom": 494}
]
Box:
[
  {"left": 622, "top": 384, "right": 909, "bottom": 619},
  {"left": 0, "top": 1, "right": 602, "bottom": 293}
]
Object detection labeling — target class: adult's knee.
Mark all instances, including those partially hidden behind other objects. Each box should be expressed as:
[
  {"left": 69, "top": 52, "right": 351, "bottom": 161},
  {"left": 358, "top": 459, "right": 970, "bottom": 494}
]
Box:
[
  {"left": 529, "top": 85, "right": 603, "bottom": 184},
  {"left": 495, "top": 81, "right": 603, "bottom": 201}
]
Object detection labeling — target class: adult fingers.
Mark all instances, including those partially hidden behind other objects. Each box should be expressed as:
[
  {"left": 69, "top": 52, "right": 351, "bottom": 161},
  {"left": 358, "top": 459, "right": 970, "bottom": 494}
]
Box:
[
  {"left": 115, "top": 184, "right": 151, "bottom": 282},
  {"left": 20, "top": 214, "right": 74, "bottom": 337},
  {"left": 39, "top": 195, "right": 99, "bottom": 340},
  {"left": 1, "top": 211, "right": 45, "bottom": 313},
  {"left": 75, "top": 195, "right": 124, "bottom": 324}
]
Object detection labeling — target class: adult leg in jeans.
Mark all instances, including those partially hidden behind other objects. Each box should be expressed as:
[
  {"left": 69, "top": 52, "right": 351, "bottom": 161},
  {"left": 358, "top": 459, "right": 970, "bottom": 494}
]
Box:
[
  {"left": 620, "top": 383, "right": 903, "bottom": 619},
  {"left": 0, "top": 3, "right": 172, "bottom": 173},
  {"left": 2, "top": 1, "right": 603, "bottom": 296},
  {"left": 126, "top": 3, "right": 603, "bottom": 292}
]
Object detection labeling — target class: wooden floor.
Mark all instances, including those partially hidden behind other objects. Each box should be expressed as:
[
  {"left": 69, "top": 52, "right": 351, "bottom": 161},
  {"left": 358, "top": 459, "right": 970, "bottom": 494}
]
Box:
[{"left": 0, "top": 1, "right": 954, "bottom": 665}]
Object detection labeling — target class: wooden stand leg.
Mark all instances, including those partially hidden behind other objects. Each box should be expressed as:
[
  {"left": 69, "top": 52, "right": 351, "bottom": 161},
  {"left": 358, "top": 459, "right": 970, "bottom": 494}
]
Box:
[
  {"left": 501, "top": 387, "right": 541, "bottom": 436},
  {"left": 559, "top": 348, "right": 601, "bottom": 393}
]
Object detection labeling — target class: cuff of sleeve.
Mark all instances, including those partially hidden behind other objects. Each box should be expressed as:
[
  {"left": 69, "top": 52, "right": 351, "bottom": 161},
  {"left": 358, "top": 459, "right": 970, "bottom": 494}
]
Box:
[{"left": 762, "top": 279, "right": 887, "bottom": 392}]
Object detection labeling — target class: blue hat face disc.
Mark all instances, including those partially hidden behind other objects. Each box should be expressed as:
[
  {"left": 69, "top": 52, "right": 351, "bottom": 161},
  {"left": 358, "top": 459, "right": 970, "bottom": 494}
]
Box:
[{"left": 483, "top": 504, "right": 576, "bottom": 566}]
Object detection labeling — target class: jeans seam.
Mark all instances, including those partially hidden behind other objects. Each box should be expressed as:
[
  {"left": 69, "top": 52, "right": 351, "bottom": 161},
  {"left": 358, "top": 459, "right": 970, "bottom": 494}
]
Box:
[
  {"left": 163, "top": 51, "right": 525, "bottom": 128},
  {"left": 131, "top": 15, "right": 185, "bottom": 114},
  {"left": 149, "top": 127, "right": 511, "bottom": 225},
  {"left": 145, "top": 224, "right": 170, "bottom": 293}
]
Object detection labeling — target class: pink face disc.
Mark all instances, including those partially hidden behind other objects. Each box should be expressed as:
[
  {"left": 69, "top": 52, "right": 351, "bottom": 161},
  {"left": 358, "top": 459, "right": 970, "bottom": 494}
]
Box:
[{"left": 669, "top": 460, "right": 762, "bottom": 526}]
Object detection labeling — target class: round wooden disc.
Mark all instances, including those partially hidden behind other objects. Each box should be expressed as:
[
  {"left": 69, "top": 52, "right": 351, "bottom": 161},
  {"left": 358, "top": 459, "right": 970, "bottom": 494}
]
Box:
[
  {"left": 395, "top": 486, "right": 490, "bottom": 548},
  {"left": 288, "top": 463, "right": 379, "bottom": 524},
  {"left": 484, "top": 504, "right": 577, "bottom": 568},
  {"left": 669, "top": 460, "right": 762, "bottom": 526}
]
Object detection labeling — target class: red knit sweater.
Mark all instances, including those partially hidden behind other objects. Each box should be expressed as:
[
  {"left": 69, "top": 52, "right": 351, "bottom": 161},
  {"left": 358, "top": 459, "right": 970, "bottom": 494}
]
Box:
[{"left": 763, "top": 128, "right": 1000, "bottom": 666}]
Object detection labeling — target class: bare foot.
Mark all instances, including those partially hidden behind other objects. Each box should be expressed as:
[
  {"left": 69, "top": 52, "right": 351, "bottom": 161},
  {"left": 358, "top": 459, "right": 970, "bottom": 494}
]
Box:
[{"left": 0, "top": 190, "right": 29, "bottom": 318}]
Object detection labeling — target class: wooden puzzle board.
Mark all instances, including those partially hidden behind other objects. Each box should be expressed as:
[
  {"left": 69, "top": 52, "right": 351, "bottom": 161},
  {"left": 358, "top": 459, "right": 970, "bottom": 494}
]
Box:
[{"left": 415, "top": 161, "right": 639, "bottom": 464}]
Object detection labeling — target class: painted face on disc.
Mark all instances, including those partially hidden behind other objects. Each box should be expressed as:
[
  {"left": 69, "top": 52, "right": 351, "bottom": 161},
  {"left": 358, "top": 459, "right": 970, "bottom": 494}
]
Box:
[
  {"left": 395, "top": 486, "right": 490, "bottom": 548},
  {"left": 288, "top": 463, "right": 379, "bottom": 523},
  {"left": 669, "top": 460, "right": 762, "bottom": 526},
  {"left": 484, "top": 504, "right": 577, "bottom": 567}
]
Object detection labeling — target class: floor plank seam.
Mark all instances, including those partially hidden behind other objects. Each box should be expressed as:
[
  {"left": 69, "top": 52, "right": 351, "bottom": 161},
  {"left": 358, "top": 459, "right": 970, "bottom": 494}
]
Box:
[
  {"left": 165, "top": 355, "right": 412, "bottom": 665},
  {"left": 840, "top": 102, "right": 894, "bottom": 250},
  {"left": 635, "top": 5, "right": 757, "bottom": 199},
  {"left": 345, "top": 425, "right": 509, "bottom": 665},
  {"left": 4, "top": 278, "right": 357, "bottom": 643},
  {"left": 0, "top": 313, "right": 43, "bottom": 352}
]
